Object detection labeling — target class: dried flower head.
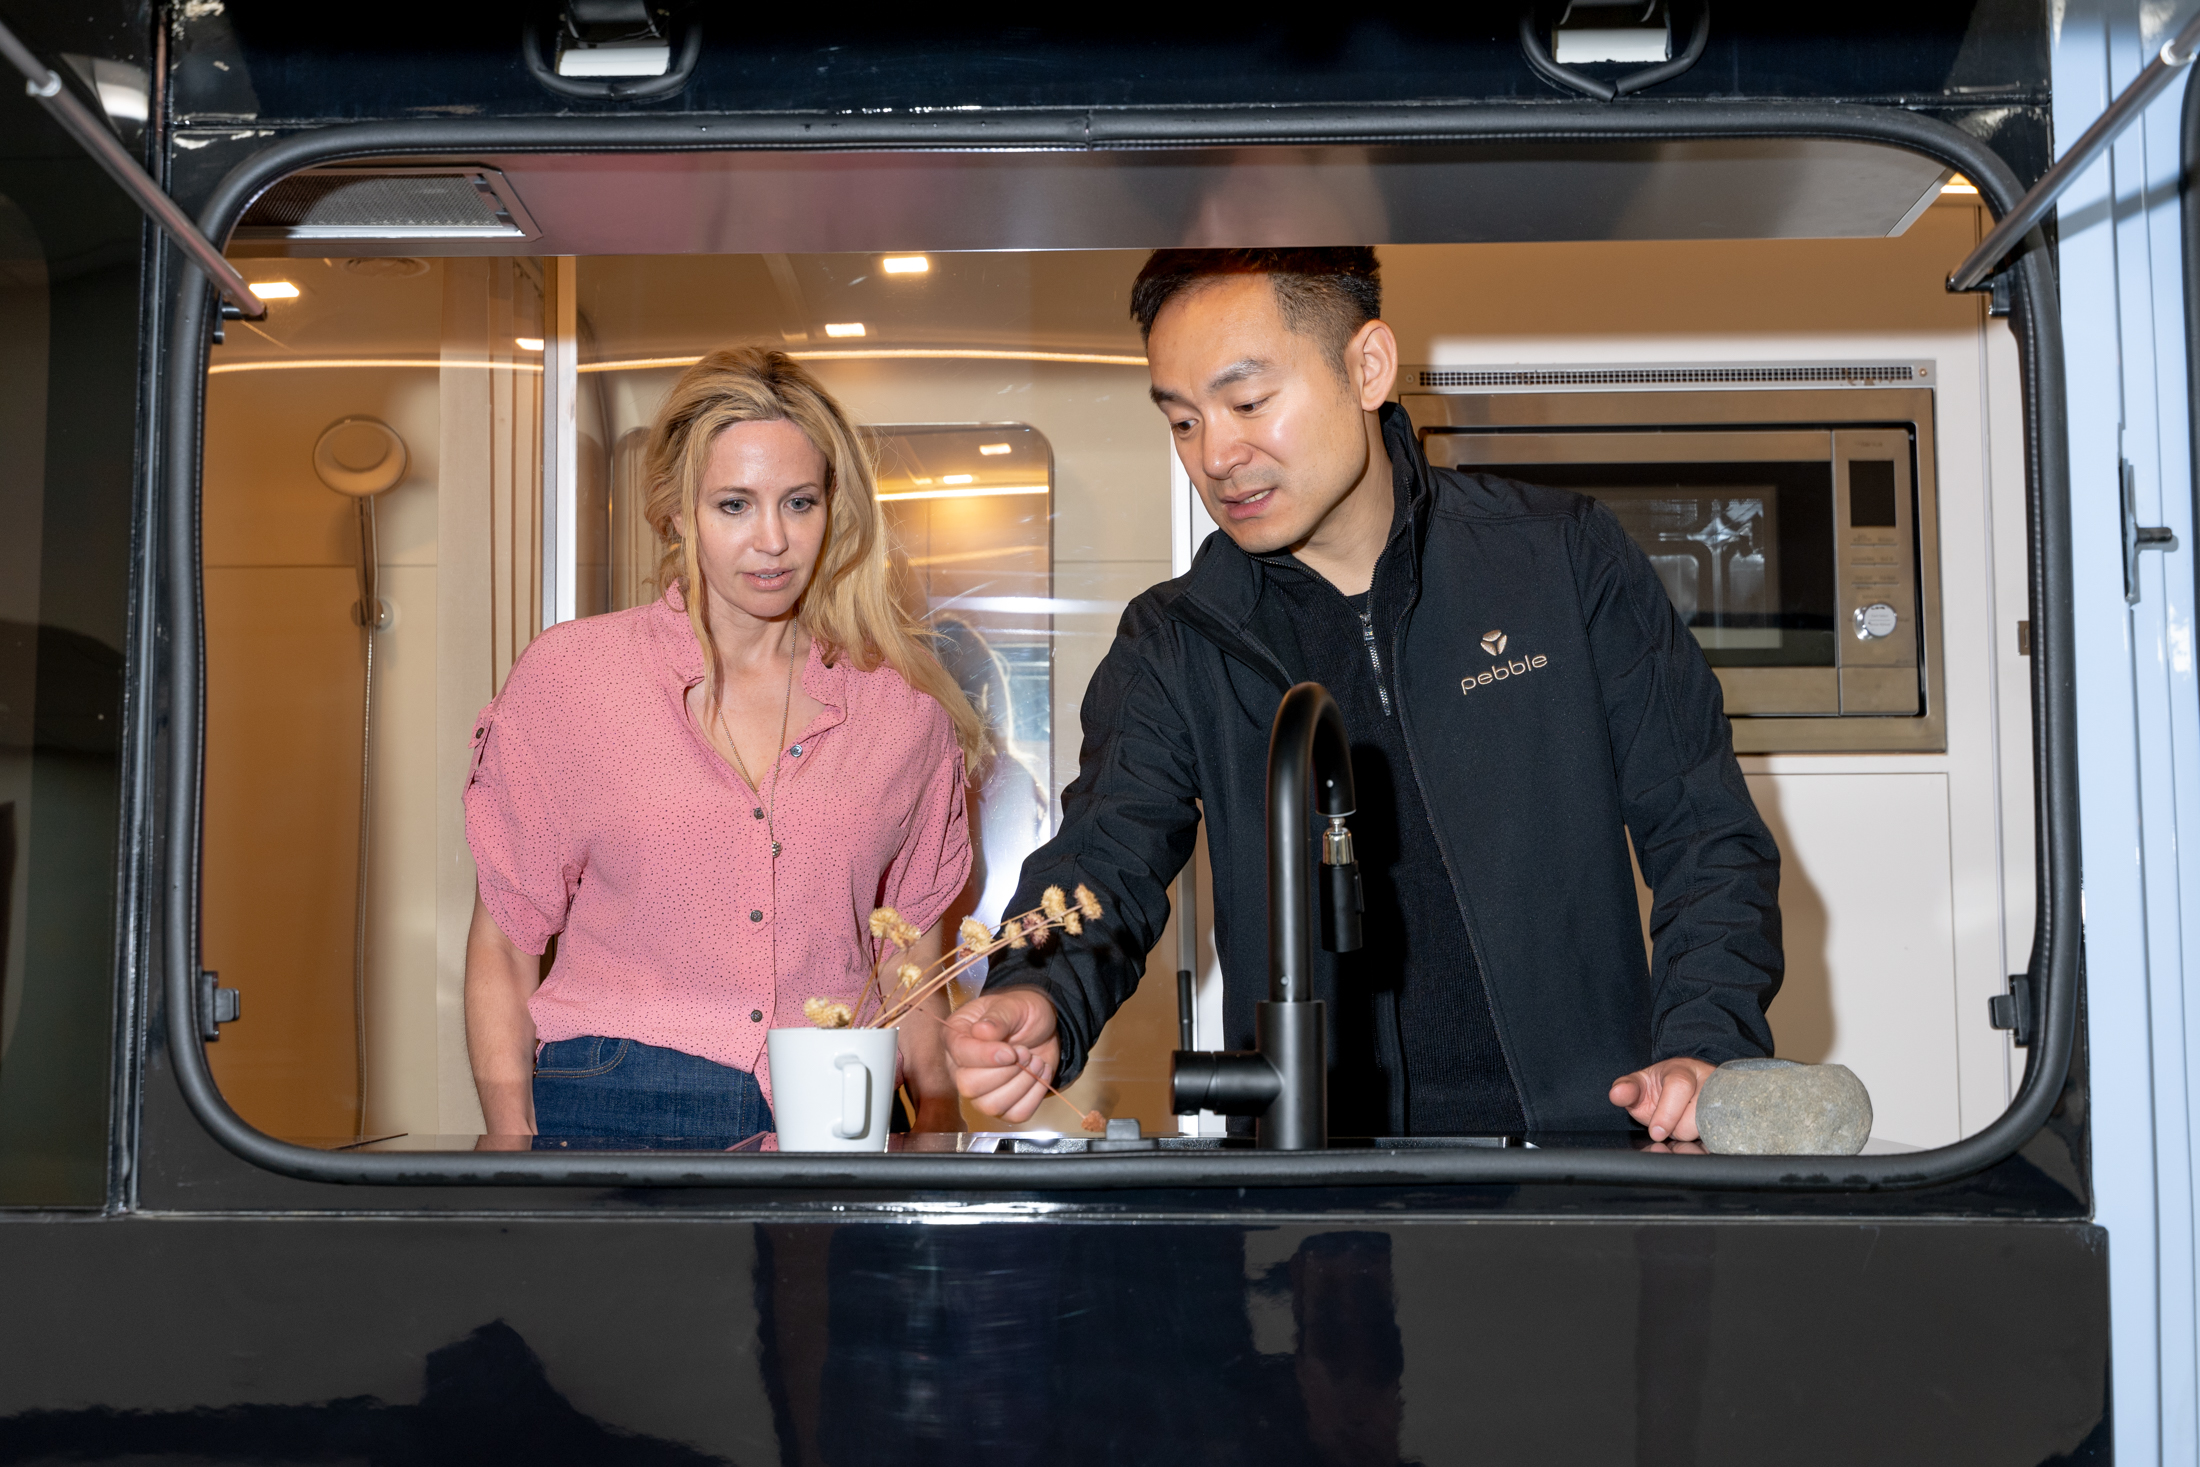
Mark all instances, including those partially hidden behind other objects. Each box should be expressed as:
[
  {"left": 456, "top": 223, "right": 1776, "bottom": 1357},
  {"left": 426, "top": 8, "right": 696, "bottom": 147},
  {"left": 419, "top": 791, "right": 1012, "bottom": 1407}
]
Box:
[
  {"left": 1081, "top": 1110, "right": 1107, "bottom": 1134},
  {"left": 1063, "top": 911, "right": 1083, "bottom": 936},
  {"left": 959, "top": 917, "right": 993, "bottom": 953},
  {"left": 1041, "top": 886, "right": 1069, "bottom": 921},
  {"left": 868, "top": 906, "right": 923, "bottom": 950},
  {"left": 1074, "top": 884, "right": 1103, "bottom": 921},
  {"left": 1021, "top": 911, "right": 1051, "bottom": 948},
  {"left": 1005, "top": 925, "right": 1027, "bottom": 950},
  {"left": 897, "top": 962, "right": 923, "bottom": 990},
  {"left": 803, "top": 997, "right": 854, "bottom": 1029}
]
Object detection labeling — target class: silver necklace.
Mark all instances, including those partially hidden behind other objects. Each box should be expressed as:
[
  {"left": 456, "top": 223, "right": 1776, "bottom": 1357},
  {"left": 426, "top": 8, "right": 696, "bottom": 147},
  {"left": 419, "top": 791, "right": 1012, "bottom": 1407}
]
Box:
[{"left": 715, "top": 626, "right": 799, "bottom": 861}]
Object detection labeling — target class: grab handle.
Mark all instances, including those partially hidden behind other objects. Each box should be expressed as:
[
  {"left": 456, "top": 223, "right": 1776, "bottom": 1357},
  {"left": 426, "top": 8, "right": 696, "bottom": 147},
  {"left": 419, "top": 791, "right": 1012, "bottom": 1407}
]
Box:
[{"left": 832, "top": 1053, "right": 871, "bottom": 1140}]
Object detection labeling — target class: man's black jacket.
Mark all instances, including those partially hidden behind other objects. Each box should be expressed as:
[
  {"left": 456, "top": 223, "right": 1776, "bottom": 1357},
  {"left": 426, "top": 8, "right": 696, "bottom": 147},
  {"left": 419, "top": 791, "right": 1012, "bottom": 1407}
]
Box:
[{"left": 989, "top": 404, "right": 1783, "bottom": 1130}]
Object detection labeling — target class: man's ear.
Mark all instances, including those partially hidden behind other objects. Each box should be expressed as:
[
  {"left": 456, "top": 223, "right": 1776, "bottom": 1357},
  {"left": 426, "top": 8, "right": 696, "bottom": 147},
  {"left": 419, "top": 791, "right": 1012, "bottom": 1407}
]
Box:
[{"left": 1347, "top": 318, "right": 1400, "bottom": 412}]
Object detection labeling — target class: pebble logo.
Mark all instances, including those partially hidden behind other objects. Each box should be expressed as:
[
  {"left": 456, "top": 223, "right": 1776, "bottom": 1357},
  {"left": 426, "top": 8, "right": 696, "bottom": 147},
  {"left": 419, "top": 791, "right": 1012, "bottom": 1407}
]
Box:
[{"left": 1462, "top": 633, "right": 1549, "bottom": 694}]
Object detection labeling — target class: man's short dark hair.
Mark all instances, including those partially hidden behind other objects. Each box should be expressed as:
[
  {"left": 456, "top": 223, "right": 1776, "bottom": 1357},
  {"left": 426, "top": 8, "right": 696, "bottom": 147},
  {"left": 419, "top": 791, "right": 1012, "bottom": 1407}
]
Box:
[{"left": 1129, "top": 248, "right": 1383, "bottom": 361}]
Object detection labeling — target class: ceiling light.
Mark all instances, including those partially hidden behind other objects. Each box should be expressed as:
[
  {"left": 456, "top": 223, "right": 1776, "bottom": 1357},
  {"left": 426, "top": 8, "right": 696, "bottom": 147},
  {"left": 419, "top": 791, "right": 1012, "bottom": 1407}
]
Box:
[
  {"left": 248, "top": 281, "right": 300, "bottom": 300},
  {"left": 1941, "top": 176, "right": 1978, "bottom": 194},
  {"left": 515, "top": 337, "right": 544, "bottom": 351},
  {"left": 882, "top": 256, "right": 930, "bottom": 275},
  {"left": 824, "top": 322, "right": 866, "bottom": 338},
  {"left": 942, "top": 474, "right": 974, "bottom": 484},
  {"left": 878, "top": 484, "right": 1049, "bottom": 502},
  {"left": 978, "top": 443, "right": 1011, "bottom": 455}
]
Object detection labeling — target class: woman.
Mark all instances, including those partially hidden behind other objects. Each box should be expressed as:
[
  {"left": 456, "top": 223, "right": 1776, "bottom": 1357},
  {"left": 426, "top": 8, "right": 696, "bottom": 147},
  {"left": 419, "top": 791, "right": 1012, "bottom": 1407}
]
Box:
[{"left": 463, "top": 348, "right": 984, "bottom": 1143}]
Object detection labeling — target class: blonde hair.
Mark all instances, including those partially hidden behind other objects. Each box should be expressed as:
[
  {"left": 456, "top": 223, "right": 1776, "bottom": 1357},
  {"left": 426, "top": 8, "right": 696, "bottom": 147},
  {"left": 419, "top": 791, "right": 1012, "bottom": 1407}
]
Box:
[{"left": 642, "top": 348, "right": 985, "bottom": 767}]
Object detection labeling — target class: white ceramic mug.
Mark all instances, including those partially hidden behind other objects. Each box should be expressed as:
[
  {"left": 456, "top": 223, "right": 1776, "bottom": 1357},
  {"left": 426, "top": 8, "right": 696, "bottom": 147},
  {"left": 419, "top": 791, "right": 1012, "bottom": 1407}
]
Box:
[{"left": 765, "top": 1027, "right": 899, "bottom": 1152}]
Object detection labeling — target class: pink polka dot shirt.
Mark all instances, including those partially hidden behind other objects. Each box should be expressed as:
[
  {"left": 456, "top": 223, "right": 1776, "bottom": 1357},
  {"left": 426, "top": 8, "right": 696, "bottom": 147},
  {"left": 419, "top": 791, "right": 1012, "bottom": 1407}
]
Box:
[{"left": 464, "top": 589, "right": 971, "bottom": 1103}]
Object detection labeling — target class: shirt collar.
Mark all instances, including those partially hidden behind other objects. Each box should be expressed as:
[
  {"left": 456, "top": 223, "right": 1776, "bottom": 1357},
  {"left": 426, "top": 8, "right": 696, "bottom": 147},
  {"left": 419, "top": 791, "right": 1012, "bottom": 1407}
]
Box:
[{"left": 652, "top": 583, "right": 849, "bottom": 742}]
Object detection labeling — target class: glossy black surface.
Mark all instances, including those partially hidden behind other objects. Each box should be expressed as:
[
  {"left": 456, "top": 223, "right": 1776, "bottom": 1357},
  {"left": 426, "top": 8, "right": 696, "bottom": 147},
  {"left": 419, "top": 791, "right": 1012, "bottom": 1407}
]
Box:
[
  {"left": 0, "top": 0, "right": 147, "bottom": 1209},
  {"left": 0, "top": 1214, "right": 2110, "bottom": 1463},
  {"left": 176, "top": 4, "right": 2046, "bottom": 121}
]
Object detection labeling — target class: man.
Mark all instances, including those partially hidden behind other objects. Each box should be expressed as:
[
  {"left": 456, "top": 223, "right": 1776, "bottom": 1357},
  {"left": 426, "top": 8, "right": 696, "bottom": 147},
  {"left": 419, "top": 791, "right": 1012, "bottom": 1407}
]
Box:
[{"left": 946, "top": 248, "right": 1782, "bottom": 1141}]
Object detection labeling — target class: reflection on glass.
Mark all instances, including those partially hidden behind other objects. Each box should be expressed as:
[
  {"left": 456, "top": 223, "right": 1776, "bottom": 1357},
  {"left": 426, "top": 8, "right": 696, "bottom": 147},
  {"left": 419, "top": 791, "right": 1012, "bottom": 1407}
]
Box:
[
  {"left": 876, "top": 423, "right": 1053, "bottom": 930},
  {"left": 1590, "top": 487, "right": 1783, "bottom": 651},
  {"left": 0, "top": 167, "right": 134, "bottom": 1201}
]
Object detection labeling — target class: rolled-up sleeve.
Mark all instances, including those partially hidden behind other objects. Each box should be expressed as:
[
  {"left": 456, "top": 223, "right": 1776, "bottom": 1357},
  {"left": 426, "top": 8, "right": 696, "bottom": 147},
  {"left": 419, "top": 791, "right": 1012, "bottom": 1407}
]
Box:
[
  {"left": 463, "top": 689, "right": 577, "bottom": 956},
  {"left": 879, "top": 712, "right": 973, "bottom": 940}
]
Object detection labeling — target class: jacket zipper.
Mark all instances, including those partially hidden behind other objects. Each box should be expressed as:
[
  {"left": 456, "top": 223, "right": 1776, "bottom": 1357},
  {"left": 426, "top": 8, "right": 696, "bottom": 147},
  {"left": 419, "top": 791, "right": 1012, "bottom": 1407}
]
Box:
[
  {"left": 1359, "top": 586, "right": 1393, "bottom": 718},
  {"left": 1387, "top": 559, "right": 1531, "bottom": 1128}
]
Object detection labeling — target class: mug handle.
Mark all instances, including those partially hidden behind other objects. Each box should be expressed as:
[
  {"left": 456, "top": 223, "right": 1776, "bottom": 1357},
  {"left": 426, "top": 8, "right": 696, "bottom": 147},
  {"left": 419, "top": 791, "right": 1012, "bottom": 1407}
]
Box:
[{"left": 832, "top": 1053, "right": 871, "bottom": 1140}]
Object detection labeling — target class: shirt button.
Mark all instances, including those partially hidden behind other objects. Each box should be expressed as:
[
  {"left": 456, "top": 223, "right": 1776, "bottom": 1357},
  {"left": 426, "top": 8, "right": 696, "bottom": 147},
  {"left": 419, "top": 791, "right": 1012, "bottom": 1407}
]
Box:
[
  {"left": 750, "top": 1009, "right": 764, "bottom": 1022},
  {"left": 789, "top": 744, "right": 803, "bottom": 757},
  {"left": 750, "top": 910, "right": 764, "bottom": 923},
  {"left": 752, "top": 807, "right": 764, "bottom": 820}
]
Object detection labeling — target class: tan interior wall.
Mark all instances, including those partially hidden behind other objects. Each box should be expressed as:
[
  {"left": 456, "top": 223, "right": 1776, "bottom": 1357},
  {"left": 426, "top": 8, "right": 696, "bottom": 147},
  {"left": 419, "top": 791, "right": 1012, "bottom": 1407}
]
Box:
[
  {"left": 203, "top": 259, "right": 543, "bottom": 1140},
  {"left": 201, "top": 366, "right": 440, "bottom": 1139}
]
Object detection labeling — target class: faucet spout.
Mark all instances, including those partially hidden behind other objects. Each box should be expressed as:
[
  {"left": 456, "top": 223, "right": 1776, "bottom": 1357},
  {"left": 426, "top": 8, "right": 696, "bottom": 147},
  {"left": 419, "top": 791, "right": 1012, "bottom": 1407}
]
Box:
[
  {"left": 1268, "top": 682, "right": 1359, "bottom": 1003},
  {"left": 1171, "top": 682, "right": 1361, "bottom": 1150}
]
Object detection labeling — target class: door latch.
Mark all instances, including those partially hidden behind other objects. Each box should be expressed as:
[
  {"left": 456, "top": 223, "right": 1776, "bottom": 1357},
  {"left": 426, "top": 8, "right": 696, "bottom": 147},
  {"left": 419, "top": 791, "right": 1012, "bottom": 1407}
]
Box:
[
  {"left": 2122, "top": 457, "right": 2179, "bottom": 605},
  {"left": 1987, "top": 973, "right": 2033, "bottom": 1047},
  {"left": 197, "top": 968, "right": 241, "bottom": 1041}
]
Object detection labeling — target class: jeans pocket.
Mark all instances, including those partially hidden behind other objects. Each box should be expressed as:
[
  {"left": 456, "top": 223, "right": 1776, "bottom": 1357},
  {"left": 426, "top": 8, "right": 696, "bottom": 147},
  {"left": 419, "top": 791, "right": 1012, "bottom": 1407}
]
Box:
[{"left": 534, "top": 1036, "right": 630, "bottom": 1078}]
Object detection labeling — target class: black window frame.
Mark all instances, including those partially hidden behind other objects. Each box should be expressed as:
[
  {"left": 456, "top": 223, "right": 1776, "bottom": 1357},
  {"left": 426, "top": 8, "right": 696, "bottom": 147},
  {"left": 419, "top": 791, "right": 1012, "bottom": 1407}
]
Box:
[{"left": 152, "top": 104, "right": 2077, "bottom": 1193}]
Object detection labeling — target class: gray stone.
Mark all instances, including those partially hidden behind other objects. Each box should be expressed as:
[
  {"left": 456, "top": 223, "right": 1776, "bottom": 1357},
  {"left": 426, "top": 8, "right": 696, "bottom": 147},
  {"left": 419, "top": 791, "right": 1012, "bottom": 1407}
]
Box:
[{"left": 1696, "top": 1058, "right": 1872, "bottom": 1156}]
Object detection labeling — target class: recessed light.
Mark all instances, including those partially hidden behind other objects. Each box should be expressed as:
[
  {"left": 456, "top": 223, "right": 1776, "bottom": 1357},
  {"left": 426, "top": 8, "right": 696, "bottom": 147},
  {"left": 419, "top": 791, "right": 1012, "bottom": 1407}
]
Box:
[
  {"left": 942, "top": 474, "right": 975, "bottom": 484},
  {"left": 515, "top": 337, "right": 544, "bottom": 351},
  {"left": 1940, "top": 176, "right": 1978, "bottom": 195},
  {"left": 248, "top": 281, "right": 300, "bottom": 300},
  {"left": 877, "top": 483, "right": 1049, "bottom": 502},
  {"left": 824, "top": 322, "right": 866, "bottom": 338},
  {"left": 978, "top": 443, "right": 1012, "bottom": 455},
  {"left": 882, "top": 256, "right": 930, "bottom": 275}
]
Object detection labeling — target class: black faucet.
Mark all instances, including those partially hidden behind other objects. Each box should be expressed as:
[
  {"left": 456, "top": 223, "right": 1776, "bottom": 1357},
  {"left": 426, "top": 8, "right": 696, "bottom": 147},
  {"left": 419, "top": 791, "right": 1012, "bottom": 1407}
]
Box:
[{"left": 1171, "top": 682, "right": 1362, "bottom": 1150}]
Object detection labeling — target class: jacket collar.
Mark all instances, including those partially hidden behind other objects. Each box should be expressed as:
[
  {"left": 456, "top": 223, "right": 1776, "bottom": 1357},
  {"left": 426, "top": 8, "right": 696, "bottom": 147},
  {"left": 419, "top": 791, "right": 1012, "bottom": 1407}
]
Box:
[{"left": 1166, "top": 401, "right": 1435, "bottom": 682}]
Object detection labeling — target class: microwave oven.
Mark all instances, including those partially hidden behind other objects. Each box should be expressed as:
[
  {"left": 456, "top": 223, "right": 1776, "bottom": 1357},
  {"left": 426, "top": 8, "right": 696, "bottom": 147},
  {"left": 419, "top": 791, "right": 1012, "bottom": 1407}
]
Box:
[{"left": 1400, "top": 370, "right": 1943, "bottom": 754}]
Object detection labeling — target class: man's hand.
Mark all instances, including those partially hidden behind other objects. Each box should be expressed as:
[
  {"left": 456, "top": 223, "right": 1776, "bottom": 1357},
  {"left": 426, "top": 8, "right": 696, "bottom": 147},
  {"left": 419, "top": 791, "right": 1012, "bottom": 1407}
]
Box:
[
  {"left": 945, "top": 989, "right": 1061, "bottom": 1123},
  {"left": 1608, "top": 1056, "right": 1718, "bottom": 1142}
]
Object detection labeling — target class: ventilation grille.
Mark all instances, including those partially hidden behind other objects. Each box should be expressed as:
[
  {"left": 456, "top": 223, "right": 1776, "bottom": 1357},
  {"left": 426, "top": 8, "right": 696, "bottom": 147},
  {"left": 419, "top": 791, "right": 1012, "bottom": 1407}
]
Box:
[
  {"left": 1414, "top": 364, "right": 1919, "bottom": 390},
  {"left": 235, "top": 169, "right": 536, "bottom": 242}
]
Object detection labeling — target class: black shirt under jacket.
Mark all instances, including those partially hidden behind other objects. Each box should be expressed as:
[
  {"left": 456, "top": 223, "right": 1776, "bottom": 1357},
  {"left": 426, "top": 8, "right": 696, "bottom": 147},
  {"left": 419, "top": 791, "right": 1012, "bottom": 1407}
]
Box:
[
  {"left": 987, "top": 403, "right": 1783, "bottom": 1133},
  {"left": 1253, "top": 488, "right": 1526, "bottom": 1135}
]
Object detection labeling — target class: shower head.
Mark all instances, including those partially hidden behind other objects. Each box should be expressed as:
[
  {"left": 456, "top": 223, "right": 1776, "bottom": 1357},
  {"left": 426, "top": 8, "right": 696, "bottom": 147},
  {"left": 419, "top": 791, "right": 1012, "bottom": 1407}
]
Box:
[{"left": 313, "top": 416, "right": 409, "bottom": 497}]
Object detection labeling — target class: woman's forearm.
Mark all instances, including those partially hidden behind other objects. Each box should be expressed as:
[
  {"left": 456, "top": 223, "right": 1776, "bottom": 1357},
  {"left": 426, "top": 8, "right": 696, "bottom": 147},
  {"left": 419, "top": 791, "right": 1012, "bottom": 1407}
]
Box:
[
  {"left": 892, "top": 923, "right": 965, "bottom": 1130},
  {"left": 464, "top": 891, "right": 542, "bottom": 1135}
]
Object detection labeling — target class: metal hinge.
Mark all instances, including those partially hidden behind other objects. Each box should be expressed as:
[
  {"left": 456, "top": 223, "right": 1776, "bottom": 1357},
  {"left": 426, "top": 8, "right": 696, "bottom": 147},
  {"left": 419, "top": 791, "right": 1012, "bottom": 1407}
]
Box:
[
  {"left": 1987, "top": 274, "right": 2012, "bottom": 318},
  {"left": 1987, "top": 973, "right": 2033, "bottom": 1047},
  {"left": 2122, "top": 457, "right": 2180, "bottom": 605},
  {"left": 197, "top": 968, "right": 241, "bottom": 1041}
]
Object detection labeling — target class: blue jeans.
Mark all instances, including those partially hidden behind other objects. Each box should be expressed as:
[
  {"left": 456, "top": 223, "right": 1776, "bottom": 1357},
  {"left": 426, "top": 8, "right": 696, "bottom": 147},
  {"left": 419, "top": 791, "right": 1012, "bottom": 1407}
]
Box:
[{"left": 531, "top": 1036, "right": 773, "bottom": 1149}]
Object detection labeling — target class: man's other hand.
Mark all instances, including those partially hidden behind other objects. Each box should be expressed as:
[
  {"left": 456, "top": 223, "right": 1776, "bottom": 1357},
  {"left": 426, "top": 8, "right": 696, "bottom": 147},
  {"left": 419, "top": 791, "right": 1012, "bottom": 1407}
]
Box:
[
  {"left": 1607, "top": 1056, "right": 1719, "bottom": 1142},
  {"left": 944, "top": 989, "right": 1061, "bottom": 1123}
]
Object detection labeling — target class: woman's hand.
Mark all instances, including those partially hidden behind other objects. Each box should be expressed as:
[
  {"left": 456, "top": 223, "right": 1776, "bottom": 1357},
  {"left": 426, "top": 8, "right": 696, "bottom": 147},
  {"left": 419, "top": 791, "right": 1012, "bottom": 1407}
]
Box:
[{"left": 463, "top": 890, "right": 542, "bottom": 1138}]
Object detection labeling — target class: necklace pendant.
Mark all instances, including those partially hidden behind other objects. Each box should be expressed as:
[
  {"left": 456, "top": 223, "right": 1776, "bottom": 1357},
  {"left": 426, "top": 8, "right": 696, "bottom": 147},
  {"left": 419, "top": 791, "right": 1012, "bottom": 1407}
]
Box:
[{"left": 771, "top": 841, "right": 782, "bottom": 858}]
